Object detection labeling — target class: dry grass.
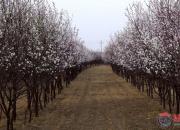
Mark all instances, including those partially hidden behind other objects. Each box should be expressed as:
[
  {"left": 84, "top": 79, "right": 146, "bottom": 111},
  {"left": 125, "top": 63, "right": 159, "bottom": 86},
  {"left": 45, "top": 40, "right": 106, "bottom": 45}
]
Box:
[{"left": 0, "top": 65, "right": 179, "bottom": 130}]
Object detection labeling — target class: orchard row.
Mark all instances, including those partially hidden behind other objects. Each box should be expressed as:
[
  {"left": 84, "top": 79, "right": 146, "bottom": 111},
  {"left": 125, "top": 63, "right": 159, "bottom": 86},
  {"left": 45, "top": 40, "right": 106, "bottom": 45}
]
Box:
[
  {"left": 0, "top": 0, "right": 101, "bottom": 130},
  {"left": 104, "top": 0, "right": 180, "bottom": 115}
]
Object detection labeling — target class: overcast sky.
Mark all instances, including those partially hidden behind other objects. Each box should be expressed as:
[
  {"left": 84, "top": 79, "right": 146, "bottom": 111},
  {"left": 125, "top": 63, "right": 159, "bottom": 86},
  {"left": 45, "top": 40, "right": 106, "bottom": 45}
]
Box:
[{"left": 53, "top": 0, "right": 144, "bottom": 51}]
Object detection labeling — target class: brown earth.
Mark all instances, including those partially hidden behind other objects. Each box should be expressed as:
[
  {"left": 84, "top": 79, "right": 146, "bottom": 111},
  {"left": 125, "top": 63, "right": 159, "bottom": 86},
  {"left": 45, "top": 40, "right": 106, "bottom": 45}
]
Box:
[{"left": 1, "top": 65, "right": 179, "bottom": 130}]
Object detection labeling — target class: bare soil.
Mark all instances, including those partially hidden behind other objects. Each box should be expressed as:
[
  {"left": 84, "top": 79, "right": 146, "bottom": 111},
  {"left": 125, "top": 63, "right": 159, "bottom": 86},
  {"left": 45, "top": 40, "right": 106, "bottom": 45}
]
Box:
[{"left": 1, "top": 65, "right": 179, "bottom": 130}]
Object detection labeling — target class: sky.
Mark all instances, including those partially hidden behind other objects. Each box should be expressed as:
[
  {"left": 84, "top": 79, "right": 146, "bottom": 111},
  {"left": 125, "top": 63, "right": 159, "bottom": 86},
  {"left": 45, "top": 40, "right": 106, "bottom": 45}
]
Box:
[{"left": 53, "top": 0, "right": 144, "bottom": 51}]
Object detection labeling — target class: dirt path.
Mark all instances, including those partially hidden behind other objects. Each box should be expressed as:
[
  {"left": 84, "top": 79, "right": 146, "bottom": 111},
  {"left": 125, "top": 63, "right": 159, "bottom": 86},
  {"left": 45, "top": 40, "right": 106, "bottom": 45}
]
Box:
[{"left": 20, "top": 65, "right": 169, "bottom": 130}]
